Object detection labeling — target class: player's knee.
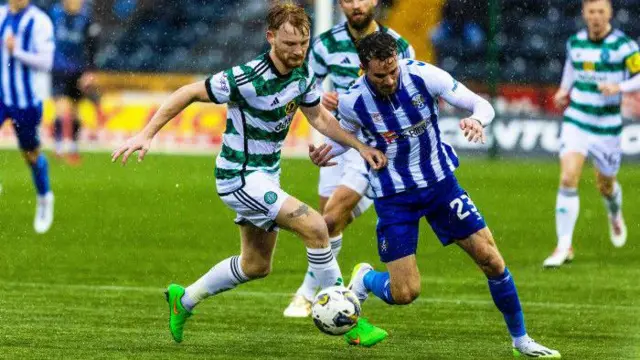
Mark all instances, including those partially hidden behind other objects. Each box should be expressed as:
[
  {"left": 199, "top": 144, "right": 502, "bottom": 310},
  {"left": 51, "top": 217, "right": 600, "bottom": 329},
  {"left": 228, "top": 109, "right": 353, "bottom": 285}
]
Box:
[
  {"left": 323, "top": 207, "right": 349, "bottom": 235},
  {"left": 242, "top": 260, "right": 272, "bottom": 279},
  {"left": 302, "top": 215, "right": 330, "bottom": 247},
  {"left": 392, "top": 284, "right": 420, "bottom": 305},
  {"left": 477, "top": 249, "right": 505, "bottom": 277},
  {"left": 596, "top": 179, "right": 614, "bottom": 196},
  {"left": 560, "top": 172, "right": 579, "bottom": 188}
]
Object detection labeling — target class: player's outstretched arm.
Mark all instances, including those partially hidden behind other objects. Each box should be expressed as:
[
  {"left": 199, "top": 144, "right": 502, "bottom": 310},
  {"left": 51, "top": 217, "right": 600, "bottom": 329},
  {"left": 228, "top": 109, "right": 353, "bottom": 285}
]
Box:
[
  {"left": 301, "top": 104, "right": 387, "bottom": 170},
  {"left": 111, "top": 81, "right": 211, "bottom": 165},
  {"left": 441, "top": 84, "right": 494, "bottom": 144}
]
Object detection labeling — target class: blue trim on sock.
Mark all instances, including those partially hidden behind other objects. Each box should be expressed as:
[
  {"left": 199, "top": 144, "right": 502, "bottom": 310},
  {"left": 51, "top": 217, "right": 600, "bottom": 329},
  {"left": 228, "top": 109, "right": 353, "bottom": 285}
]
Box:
[
  {"left": 487, "top": 268, "right": 526, "bottom": 338},
  {"left": 30, "top": 154, "right": 50, "bottom": 196},
  {"left": 363, "top": 270, "right": 395, "bottom": 305}
]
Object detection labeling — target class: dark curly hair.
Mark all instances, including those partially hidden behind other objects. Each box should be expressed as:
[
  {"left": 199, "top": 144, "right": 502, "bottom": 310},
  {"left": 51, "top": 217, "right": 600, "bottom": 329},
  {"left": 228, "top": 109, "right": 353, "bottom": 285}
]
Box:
[{"left": 356, "top": 32, "right": 398, "bottom": 69}]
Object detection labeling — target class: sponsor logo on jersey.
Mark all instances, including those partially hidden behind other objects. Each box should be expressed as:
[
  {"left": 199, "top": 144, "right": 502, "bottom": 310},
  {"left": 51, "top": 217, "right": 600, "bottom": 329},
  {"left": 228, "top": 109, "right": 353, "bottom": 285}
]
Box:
[
  {"left": 340, "top": 57, "right": 351, "bottom": 65},
  {"left": 271, "top": 97, "right": 280, "bottom": 106},
  {"left": 219, "top": 73, "right": 230, "bottom": 94},
  {"left": 380, "top": 120, "right": 429, "bottom": 143}
]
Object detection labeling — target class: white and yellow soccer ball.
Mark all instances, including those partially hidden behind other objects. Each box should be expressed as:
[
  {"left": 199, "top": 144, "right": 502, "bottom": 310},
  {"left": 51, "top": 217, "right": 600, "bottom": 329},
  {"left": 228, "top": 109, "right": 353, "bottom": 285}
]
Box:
[{"left": 311, "top": 286, "right": 361, "bottom": 335}]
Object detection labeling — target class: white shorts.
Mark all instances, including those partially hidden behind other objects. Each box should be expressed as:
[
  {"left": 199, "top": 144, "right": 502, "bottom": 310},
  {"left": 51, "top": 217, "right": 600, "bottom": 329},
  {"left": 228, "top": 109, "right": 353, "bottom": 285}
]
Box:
[
  {"left": 560, "top": 122, "right": 622, "bottom": 177},
  {"left": 318, "top": 148, "right": 370, "bottom": 197},
  {"left": 219, "top": 171, "right": 290, "bottom": 231}
]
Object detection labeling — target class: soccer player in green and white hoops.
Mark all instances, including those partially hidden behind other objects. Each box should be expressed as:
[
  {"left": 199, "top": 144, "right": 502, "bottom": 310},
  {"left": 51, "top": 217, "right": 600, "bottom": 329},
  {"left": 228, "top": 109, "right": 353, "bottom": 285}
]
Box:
[
  {"left": 544, "top": 0, "right": 640, "bottom": 268},
  {"left": 111, "top": 3, "right": 388, "bottom": 345},
  {"left": 284, "top": 0, "right": 415, "bottom": 318}
]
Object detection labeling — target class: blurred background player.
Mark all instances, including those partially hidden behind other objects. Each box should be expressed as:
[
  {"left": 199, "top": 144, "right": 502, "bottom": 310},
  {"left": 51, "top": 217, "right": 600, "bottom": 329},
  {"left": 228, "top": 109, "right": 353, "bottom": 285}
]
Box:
[
  {"left": 313, "top": 32, "right": 560, "bottom": 357},
  {"left": 111, "top": 3, "right": 388, "bottom": 345},
  {"left": 284, "top": 0, "right": 414, "bottom": 318},
  {"left": 0, "top": 0, "right": 55, "bottom": 233},
  {"left": 50, "top": 0, "right": 100, "bottom": 165},
  {"left": 543, "top": 0, "right": 640, "bottom": 268}
]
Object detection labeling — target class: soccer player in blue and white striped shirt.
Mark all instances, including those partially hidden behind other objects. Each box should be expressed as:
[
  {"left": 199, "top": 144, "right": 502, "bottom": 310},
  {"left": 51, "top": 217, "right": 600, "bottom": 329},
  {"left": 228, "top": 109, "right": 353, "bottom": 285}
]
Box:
[
  {"left": 310, "top": 32, "right": 561, "bottom": 358},
  {"left": 0, "top": 0, "right": 55, "bottom": 233}
]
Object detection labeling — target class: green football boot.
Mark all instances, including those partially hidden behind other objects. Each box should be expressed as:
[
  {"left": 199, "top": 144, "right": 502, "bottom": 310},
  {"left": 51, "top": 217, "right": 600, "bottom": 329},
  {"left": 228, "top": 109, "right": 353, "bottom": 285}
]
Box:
[
  {"left": 344, "top": 317, "right": 388, "bottom": 347},
  {"left": 164, "top": 283, "right": 192, "bottom": 343}
]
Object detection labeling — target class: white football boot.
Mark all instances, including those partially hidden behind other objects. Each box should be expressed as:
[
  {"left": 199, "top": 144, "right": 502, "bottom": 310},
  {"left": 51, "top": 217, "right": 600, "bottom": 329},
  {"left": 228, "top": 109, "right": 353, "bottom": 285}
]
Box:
[
  {"left": 608, "top": 214, "right": 627, "bottom": 248},
  {"left": 542, "top": 247, "right": 574, "bottom": 268},
  {"left": 513, "top": 337, "right": 561, "bottom": 358},
  {"left": 34, "top": 192, "right": 54, "bottom": 234},
  {"left": 283, "top": 295, "right": 312, "bottom": 318},
  {"left": 347, "top": 263, "right": 373, "bottom": 304}
]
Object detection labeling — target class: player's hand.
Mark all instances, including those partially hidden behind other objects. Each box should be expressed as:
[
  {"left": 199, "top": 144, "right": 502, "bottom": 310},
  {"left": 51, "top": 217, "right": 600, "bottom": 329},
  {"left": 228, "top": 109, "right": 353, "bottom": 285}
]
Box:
[
  {"left": 321, "top": 92, "right": 339, "bottom": 112},
  {"left": 78, "top": 72, "right": 96, "bottom": 94},
  {"left": 553, "top": 88, "right": 570, "bottom": 108},
  {"left": 308, "top": 143, "right": 337, "bottom": 167},
  {"left": 111, "top": 133, "right": 153, "bottom": 165},
  {"left": 359, "top": 146, "right": 387, "bottom": 170},
  {"left": 598, "top": 83, "right": 621, "bottom": 96},
  {"left": 5, "top": 35, "right": 15, "bottom": 54},
  {"left": 459, "top": 118, "right": 486, "bottom": 144}
]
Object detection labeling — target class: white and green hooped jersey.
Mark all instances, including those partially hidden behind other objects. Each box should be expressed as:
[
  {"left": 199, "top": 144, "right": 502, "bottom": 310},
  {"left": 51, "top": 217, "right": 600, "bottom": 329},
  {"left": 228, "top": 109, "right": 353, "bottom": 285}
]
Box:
[
  {"left": 564, "top": 29, "right": 640, "bottom": 135},
  {"left": 310, "top": 21, "right": 415, "bottom": 94},
  {"left": 205, "top": 53, "right": 321, "bottom": 195}
]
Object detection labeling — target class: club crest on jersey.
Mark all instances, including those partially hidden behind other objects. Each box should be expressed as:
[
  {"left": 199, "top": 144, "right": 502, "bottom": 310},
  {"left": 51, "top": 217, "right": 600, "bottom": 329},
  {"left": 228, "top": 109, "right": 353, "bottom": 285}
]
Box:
[
  {"left": 298, "top": 79, "right": 307, "bottom": 94},
  {"left": 285, "top": 100, "right": 297, "bottom": 115},
  {"left": 264, "top": 191, "right": 278, "bottom": 205},
  {"left": 371, "top": 113, "right": 383, "bottom": 123},
  {"left": 411, "top": 93, "right": 426, "bottom": 110}
]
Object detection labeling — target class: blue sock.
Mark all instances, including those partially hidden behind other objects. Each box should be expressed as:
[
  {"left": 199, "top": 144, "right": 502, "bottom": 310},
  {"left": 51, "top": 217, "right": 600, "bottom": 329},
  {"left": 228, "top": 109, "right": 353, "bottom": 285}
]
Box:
[
  {"left": 363, "top": 270, "right": 395, "bottom": 305},
  {"left": 487, "top": 268, "right": 526, "bottom": 338},
  {"left": 30, "top": 154, "right": 50, "bottom": 196}
]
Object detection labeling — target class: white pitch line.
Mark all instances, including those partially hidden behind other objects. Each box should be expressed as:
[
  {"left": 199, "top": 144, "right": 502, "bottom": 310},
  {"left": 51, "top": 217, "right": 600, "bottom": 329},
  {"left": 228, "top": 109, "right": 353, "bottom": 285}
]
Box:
[{"left": 1, "top": 281, "right": 638, "bottom": 312}]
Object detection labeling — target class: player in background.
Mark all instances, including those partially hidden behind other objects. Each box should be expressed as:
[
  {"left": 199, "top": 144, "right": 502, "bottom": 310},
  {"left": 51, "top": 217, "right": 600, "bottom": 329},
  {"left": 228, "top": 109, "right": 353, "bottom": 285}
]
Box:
[
  {"left": 310, "top": 32, "right": 561, "bottom": 357},
  {"left": 50, "top": 0, "right": 100, "bottom": 165},
  {"left": 0, "top": 0, "right": 55, "bottom": 233},
  {"left": 544, "top": 0, "right": 640, "bottom": 268},
  {"left": 112, "top": 3, "right": 388, "bottom": 345},
  {"left": 284, "top": 0, "right": 415, "bottom": 318}
]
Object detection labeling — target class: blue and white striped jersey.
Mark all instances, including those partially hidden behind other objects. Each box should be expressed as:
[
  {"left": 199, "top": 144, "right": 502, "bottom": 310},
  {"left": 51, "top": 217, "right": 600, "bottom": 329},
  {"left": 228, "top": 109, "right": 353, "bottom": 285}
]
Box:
[
  {"left": 338, "top": 59, "right": 473, "bottom": 198},
  {"left": 0, "top": 4, "right": 54, "bottom": 109}
]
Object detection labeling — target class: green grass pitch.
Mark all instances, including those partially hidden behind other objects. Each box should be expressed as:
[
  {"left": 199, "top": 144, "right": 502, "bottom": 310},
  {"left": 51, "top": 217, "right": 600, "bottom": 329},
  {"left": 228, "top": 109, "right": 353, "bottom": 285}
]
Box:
[{"left": 0, "top": 150, "right": 639, "bottom": 359}]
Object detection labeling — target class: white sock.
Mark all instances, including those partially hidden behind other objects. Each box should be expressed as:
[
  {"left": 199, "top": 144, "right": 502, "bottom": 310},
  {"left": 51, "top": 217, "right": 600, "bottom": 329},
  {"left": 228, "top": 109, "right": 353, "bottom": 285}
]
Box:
[
  {"left": 602, "top": 182, "right": 622, "bottom": 218},
  {"left": 329, "top": 234, "right": 343, "bottom": 258},
  {"left": 556, "top": 187, "right": 579, "bottom": 250},
  {"left": 307, "top": 246, "right": 343, "bottom": 289},
  {"left": 351, "top": 196, "right": 373, "bottom": 218},
  {"left": 294, "top": 236, "right": 344, "bottom": 301},
  {"left": 295, "top": 268, "right": 318, "bottom": 302},
  {"left": 182, "top": 255, "right": 249, "bottom": 311}
]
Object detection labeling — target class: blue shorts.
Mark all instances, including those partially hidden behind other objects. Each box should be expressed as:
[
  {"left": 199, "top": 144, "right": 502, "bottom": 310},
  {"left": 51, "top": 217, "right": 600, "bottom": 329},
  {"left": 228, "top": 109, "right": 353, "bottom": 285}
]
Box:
[
  {"left": 374, "top": 176, "right": 487, "bottom": 263},
  {"left": 0, "top": 104, "right": 43, "bottom": 151}
]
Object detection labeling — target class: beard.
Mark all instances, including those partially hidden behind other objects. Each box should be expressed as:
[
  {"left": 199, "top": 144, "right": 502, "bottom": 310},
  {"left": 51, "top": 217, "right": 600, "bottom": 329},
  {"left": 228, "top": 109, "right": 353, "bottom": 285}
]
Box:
[
  {"left": 347, "top": 8, "right": 375, "bottom": 31},
  {"left": 273, "top": 46, "right": 305, "bottom": 70}
]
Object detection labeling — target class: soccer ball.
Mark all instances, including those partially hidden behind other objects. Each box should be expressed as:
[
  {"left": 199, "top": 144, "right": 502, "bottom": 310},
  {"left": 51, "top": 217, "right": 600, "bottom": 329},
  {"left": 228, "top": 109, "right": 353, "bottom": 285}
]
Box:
[{"left": 311, "top": 286, "right": 361, "bottom": 335}]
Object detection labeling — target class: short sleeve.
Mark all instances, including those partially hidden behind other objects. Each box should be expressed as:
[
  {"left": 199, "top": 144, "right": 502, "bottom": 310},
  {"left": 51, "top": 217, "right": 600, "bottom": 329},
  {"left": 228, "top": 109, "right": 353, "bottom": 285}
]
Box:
[
  {"left": 34, "top": 15, "right": 55, "bottom": 55},
  {"left": 309, "top": 40, "right": 328, "bottom": 80},
  {"left": 337, "top": 95, "right": 361, "bottom": 132},
  {"left": 300, "top": 75, "right": 321, "bottom": 107},
  {"left": 412, "top": 61, "right": 458, "bottom": 98},
  {"left": 205, "top": 69, "right": 235, "bottom": 104}
]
